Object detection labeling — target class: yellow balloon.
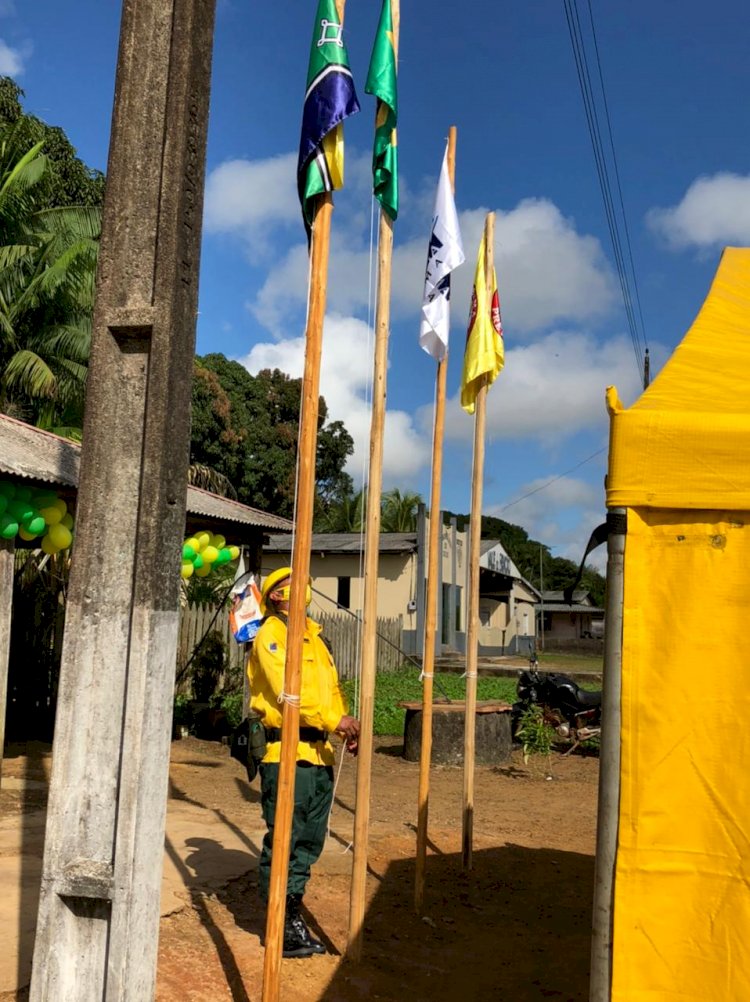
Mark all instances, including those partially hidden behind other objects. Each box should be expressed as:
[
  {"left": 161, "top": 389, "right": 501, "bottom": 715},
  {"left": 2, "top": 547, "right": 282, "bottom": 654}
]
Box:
[
  {"left": 202, "top": 545, "right": 219, "bottom": 563},
  {"left": 211, "top": 534, "right": 226, "bottom": 550},
  {"left": 40, "top": 506, "right": 63, "bottom": 526},
  {"left": 196, "top": 531, "right": 211, "bottom": 550},
  {"left": 48, "top": 523, "right": 73, "bottom": 550},
  {"left": 61, "top": 513, "right": 74, "bottom": 529},
  {"left": 19, "top": 527, "right": 36, "bottom": 541},
  {"left": 41, "top": 536, "right": 60, "bottom": 555},
  {"left": 185, "top": 537, "right": 200, "bottom": 552},
  {"left": 195, "top": 563, "right": 212, "bottom": 577},
  {"left": 229, "top": 545, "right": 240, "bottom": 560},
  {"left": 52, "top": 498, "right": 67, "bottom": 516},
  {"left": 180, "top": 561, "right": 194, "bottom": 579}
]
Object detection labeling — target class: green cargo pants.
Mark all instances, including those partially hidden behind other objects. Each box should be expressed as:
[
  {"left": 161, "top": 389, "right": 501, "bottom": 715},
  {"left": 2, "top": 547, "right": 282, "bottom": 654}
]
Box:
[{"left": 258, "top": 761, "right": 334, "bottom": 901}]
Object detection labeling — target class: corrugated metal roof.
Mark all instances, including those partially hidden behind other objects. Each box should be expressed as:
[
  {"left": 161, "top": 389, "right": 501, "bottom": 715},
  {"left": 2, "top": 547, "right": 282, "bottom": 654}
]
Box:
[
  {"left": 543, "top": 590, "right": 591, "bottom": 604},
  {"left": 265, "top": 532, "right": 418, "bottom": 554},
  {"left": 0, "top": 413, "right": 292, "bottom": 532},
  {"left": 538, "top": 602, "right": 604, "bottom": 614}
]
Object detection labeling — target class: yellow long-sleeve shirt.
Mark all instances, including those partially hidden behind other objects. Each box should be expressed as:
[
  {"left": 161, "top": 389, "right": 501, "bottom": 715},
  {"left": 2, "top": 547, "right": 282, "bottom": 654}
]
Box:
[{"left": 247, "top": 613, "right": 348, "bottom": 766}]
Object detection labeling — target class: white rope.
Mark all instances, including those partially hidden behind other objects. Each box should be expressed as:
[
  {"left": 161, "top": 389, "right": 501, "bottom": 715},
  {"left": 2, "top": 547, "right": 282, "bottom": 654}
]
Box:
[
  {"left": 327, "top": 743, "right": 353, "bottom": 852},
  {"left": 277, "top": 691, "right": 301, "bottom": 707},
  {"left": 419, "top": 671, "right": 434, "bottom": 681}
]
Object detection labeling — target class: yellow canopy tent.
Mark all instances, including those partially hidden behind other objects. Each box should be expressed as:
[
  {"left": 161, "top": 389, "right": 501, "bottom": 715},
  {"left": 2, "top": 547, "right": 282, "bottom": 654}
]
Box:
[{"left": 605, "top": 247, "right": 750, "bottom": 1000}]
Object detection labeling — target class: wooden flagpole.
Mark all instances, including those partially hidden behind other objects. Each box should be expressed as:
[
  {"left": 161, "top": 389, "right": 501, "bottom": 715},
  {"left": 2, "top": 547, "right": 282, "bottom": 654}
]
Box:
[
  {"left": 415, "top": 125, "right": 456, "bottom": 915},
  {"left": 461, "top": 211, "right": 494, "bottom": 871},
  {"left": 262, "top": 0, "right": 346, "bottom": 975},
  {"left": 348, "top": 0, "right": 400, "bottom": 963}
]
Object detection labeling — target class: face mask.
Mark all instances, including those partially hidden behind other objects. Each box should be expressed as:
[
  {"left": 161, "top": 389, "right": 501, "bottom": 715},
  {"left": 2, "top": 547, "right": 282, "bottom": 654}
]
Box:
[{"left": 277, "top": 584, "right": 312, "bottom": 607}]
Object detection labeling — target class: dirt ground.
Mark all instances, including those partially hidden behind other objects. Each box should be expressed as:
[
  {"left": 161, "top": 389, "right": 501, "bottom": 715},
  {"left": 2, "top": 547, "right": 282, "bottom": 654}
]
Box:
[{"left": 1, "top": 735, "right": 599, "bottom": 1002}]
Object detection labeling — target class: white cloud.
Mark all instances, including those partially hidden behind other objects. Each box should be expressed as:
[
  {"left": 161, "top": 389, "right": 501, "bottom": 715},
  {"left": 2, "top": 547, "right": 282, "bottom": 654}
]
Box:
[
  {"left": 647, "top": 173, "right": 750, "bottom": 250},
  {"left": 438, "top": 330, "right": 644, "bottom": 446},
  {"left": 0, "top": 38, "right": 27, "bottom": 75},
  {"left": 487, "top": 476, "right": 607, "bottom": 571},
  {"left": 239, "top": 313, "right": 430, "bottom": 483},
  {"left": 251, "top": 197, "right": 616, "bottom": 338},
  {"left": 204, "top": 153, "right": 299, "bottom": 245}
]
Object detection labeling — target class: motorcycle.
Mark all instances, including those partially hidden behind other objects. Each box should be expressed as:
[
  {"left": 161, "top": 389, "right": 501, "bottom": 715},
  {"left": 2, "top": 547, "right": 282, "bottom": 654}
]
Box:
[{"left": 513, "top": 662, "right": 602, "bottom": 749}]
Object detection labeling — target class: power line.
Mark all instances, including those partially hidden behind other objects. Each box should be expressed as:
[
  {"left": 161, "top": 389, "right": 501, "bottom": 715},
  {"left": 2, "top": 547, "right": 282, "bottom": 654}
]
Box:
[
  {"left": 562, "top": 0, "right": 648, "bottom": 382},
  {"left": 499, "top": 446, "right": 606, "bottom": 514}
]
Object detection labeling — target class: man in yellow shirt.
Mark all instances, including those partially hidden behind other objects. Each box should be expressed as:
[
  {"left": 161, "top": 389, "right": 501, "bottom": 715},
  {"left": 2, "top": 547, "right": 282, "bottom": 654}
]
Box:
[{"left": 248, "top": 566, "right": 359, "bottom": 958}]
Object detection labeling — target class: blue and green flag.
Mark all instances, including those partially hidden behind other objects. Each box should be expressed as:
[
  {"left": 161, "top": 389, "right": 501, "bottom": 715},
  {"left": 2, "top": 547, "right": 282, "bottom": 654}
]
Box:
[
  {"left": 365, "top": 0, "right": 398, "bottom": 220},
  {"left": 298, "top": 0, "right": 360, "bottom": 231},
  {"left": 364, "top": 0, "right": 398, "bottom": 219}
]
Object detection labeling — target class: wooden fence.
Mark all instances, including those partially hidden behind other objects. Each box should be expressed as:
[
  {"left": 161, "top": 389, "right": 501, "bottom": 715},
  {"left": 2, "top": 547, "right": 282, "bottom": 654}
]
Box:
[
  {"left": 317, "top": 612, "right": 403, "bottom": 680},
  {"left": 176, "top": 605, "right": 404, "bottom": 684}
]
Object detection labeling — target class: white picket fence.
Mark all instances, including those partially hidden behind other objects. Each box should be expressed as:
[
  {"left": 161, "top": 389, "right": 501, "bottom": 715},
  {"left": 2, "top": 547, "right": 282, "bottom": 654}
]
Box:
[{"left": 176, "top": 604, "right": 404, "bottom": 683}]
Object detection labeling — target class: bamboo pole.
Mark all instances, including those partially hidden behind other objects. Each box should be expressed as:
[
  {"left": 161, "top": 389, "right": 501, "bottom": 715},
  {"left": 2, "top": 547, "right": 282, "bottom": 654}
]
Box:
[
  {"left": 414, "top": 126, "right": 457, "bottom": 915},
  {"left": 589, "top": 508, "right": 626, "bottom": 1002},
  {"left": 348, "top": 0, "right": 399, "bottom": 962},
  {"left": 462, "top": 211, "right": 495, "bottom": 871},
  {"left": 261, "top": 190, "right": 335, "bottom": 1002}
]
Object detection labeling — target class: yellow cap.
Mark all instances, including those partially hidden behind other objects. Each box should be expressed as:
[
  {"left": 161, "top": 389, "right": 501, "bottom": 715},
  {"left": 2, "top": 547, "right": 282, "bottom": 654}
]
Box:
[{"left": 260, "top": 566, "right": 292, "bottom": 615}]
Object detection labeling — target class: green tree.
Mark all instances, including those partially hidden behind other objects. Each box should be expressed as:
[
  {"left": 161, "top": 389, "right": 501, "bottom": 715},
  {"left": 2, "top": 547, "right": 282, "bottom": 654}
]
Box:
[
  {"left": 0, "top": 123, "right": 100, "bottom": 430},
  {"left": 316, "top": 489, "right": 365, "bottom": 532},
  {"left": 190, "top": 354, "right": 355, "bottom": 520},
  {"left": 0, "top": 77, "right": 105, "bottom": 209},
  {"left": 380, "top": 488, "right": 423, "bottom": 532}
]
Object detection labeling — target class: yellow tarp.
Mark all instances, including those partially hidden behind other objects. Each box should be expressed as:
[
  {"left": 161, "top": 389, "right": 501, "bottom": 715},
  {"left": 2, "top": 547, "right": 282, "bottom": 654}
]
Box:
[
  {"left": 608, "top": 247, "right": 750, "bottom": 999},
  {"left": 607, "top": 248, "right": 750, "bottom": 510},
  {"left": 612, "top": 509, "right": 750, "bottom": 1000}
]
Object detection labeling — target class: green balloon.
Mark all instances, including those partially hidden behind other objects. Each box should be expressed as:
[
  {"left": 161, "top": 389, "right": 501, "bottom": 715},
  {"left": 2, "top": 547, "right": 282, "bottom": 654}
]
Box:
[
  {"left": 182, "top": 543, "right": 196, "bottom": 561},
  {"left": 15, "top": 486, "right": 31, "bottom": 501},
  {"left": 0, "top": 496, "right": 7, "bottom": 517},
  {"left": 9, "top": 500, "right": 33, "bottom": 522},
  {"left": 32, "top": 491, "right": 57, "bottom": 508},
  {"left": 0, "top": 482, "right": 15, "bottom": 499},
  {"left": 0, "top": 514, "right": 19, "bottom": 539},
  {"left": 25, "top": 515, "right": 46, "bottom": 535},
  {"left": 215, "top": 548, "right": 232, "bottom": 565},
  {"left": 193, "top": 553, "right": 204, "bottom": 570}
]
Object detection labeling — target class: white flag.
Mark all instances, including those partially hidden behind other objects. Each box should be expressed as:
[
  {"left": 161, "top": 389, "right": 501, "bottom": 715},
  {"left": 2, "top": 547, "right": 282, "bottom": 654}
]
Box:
[{"left": 419, "top": 145, "right": 465, "bottom": 361}]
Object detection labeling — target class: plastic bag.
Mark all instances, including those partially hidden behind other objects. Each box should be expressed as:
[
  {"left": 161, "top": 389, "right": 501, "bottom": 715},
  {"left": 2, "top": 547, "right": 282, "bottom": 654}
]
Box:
[{"left": 229, "top": 574, "right": 263, "bottom": 643}]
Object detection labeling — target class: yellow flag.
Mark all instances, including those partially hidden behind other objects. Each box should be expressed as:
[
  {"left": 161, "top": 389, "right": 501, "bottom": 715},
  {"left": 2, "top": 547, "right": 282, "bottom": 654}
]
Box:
[{"left": 460, "top": 233, "right": 504, "bottom": 414}]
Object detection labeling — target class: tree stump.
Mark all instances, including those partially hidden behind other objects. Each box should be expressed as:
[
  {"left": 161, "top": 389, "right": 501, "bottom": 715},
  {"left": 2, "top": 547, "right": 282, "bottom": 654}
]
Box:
[{"left": 400, "top": 700, "right": 513, "bottom": 766}]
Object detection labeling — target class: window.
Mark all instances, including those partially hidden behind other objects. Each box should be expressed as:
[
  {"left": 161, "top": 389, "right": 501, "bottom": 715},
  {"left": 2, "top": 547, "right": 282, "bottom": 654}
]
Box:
[{"left": 337, "top": 576, "right": 351, "bottom": 610}]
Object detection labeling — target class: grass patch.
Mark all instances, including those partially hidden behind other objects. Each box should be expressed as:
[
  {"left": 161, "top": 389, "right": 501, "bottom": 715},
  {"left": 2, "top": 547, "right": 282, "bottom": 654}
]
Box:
[
  {"left": 342, "top": 668, "right": 518, "bottom": 737},
  {"left": 536, "top": 652, "right": 603, "bottom": 674}
]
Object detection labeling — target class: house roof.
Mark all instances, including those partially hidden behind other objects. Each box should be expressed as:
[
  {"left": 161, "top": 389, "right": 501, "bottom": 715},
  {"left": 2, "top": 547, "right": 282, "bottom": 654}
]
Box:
[
  {"left": 0, "top": 413, "right": 292, "bottom": 534},
  {"left": 538, "top": 602, "right": 604, "bottom": 614},
  {"left": 543, "top": 590, "right": 592, "bottom": 604},
  {"left": 265, "top": 532, "right": 418, "bottom": 555}
]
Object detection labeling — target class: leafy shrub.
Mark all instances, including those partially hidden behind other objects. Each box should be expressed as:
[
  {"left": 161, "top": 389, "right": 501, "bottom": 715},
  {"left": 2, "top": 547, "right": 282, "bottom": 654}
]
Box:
[
  {"left": 515, "top": 704, "right": 554, "bottom": 762},
  {"left": 190, "top": 631, "right": 227, "bottom": 702}
]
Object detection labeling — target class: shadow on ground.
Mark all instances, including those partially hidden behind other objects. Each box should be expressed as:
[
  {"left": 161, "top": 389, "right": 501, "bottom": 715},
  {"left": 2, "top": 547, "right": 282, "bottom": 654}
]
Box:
[{"left": 319, "top": 843, "right": 592, "bottom": 1002}]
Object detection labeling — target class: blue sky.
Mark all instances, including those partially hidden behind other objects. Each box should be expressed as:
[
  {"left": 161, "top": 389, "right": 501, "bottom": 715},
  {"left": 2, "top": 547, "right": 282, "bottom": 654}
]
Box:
[{"left": 5, "top": 0, "right": 750, "bottom": 567}]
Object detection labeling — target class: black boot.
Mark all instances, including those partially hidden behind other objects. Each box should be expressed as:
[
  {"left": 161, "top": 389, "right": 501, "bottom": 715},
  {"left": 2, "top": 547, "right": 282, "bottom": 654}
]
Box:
[{"left": 283, "top": 894, "right": 326, "bottom": 958}]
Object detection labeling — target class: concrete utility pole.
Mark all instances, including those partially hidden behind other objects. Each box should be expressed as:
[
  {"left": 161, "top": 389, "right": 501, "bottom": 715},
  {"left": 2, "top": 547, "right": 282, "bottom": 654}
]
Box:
[{"left": 30, "top": 2, "right": 216, "bottom": 999}]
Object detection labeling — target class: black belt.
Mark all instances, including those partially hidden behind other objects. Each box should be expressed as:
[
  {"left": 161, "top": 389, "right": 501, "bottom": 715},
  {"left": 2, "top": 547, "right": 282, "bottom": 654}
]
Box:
[{"left": 264, "top": 727, "right": 328, "bottom": 744}]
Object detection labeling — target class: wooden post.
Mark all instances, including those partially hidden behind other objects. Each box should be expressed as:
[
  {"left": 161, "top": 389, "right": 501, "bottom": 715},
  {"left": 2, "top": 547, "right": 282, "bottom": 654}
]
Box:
[
  {"left": 262, "top": 0, "right": 349, "bottom": 969},
  {"left": 462, "top": 211, "right": 495, "bottom": 871},
  {"left": 29, "top": 1, "right": 216, "bottom": 999},
  {"left": 347, "top": 3, "right": 399, "bottom": 960},
  {"left": 589, "top": 509, "right": 626, "bottom": 1002},
  {"left": 414, "top": 126, "right": 457, "bottom": 914},
  {"left": 0, "top": 537, "right": 15, "bottom": 787}
]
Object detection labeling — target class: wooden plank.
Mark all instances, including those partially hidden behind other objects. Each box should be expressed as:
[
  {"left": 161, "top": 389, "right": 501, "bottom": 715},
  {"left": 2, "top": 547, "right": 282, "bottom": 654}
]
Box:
[
  {"left": 0, "top": 538, "right": 15, "bottom": 787},
  {"left": 398, "top": 700, "right": 512, "bottom": 713}
]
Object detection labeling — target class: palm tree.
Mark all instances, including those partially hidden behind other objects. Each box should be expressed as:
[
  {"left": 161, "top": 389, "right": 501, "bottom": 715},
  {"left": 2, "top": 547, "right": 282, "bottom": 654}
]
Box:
[
  {"left": 316, "top": 489, "right": 366, "bottom": 532},
  {"left": 0, "top": 124, "right": 100, "bottom": 432},
  {"left": 380, "top": 488, "right": 424, "bottom": 532}
]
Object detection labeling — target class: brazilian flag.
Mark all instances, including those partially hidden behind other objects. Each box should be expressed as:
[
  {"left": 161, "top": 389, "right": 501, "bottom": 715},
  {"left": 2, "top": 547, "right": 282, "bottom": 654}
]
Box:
[
  {"left": 298, "top": 0, "right": 360, "bottom": 231},
  {"left": 365, "top": 0, "right": 398, "bottom": 220}
]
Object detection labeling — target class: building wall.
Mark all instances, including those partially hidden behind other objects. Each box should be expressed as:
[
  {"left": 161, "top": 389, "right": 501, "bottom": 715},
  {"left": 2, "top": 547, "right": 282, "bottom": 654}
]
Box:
[{"left": 262, "top": 550, "right": 418, "bottom": 636}]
